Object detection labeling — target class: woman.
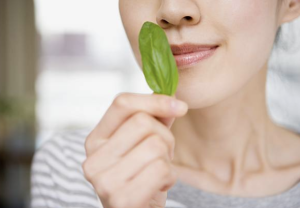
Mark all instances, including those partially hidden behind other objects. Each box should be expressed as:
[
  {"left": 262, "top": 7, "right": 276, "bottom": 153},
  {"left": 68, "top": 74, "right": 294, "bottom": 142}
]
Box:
[{"left": 31, "top": 0, "right": 300, "bottom": 207}]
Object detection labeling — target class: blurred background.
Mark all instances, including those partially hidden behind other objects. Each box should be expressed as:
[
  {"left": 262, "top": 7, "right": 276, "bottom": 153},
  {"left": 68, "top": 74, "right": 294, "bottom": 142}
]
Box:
[{"left": 0, "top": 0, "right": 299, "bottom": 207}]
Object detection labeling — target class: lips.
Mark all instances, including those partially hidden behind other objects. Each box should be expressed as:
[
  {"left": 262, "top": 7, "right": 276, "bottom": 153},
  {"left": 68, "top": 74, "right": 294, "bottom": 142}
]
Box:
[{"left": 170, "top": 44, "right": 219, "bottom": 68}]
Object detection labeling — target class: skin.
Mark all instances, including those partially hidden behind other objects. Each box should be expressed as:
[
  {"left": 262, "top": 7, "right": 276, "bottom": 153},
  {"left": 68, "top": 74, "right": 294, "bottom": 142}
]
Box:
[{"left": 83, "top": 0, "right": 300, "bottom": 207}]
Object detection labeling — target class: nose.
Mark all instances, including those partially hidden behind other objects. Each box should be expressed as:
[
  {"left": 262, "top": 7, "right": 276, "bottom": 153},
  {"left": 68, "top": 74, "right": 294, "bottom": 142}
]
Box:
[{"left": 156, "top": 0, "right": 201, "bottom": 28}]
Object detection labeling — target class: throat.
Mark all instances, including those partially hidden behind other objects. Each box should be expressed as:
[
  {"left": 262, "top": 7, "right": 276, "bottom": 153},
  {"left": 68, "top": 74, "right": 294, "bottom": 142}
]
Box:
[{"left": 170, "top": 117, "right": 273, "bottom": 186}]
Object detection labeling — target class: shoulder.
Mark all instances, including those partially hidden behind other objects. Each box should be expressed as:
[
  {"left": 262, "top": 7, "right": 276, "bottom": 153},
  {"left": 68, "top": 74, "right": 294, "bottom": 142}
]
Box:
[
  {"left": 32, "top": 130, "right": 89, "bottom": 175},
  {"left": 31, "top": 129, "right": 102, "bottom": 208},
  {"left": 270, "top": 127, "right": 300, "bottom": 178},
  {"left": 36, "top": 129, "right": 88, "bottom": 161},
  {"left": 31, "top": 129, "right": 187, "bottom": 208}
]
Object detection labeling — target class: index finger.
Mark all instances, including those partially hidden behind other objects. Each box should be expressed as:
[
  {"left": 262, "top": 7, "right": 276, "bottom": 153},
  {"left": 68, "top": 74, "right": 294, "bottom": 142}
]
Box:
[{"left": 85, "top": 93, "right": 187, "bottom": 151}]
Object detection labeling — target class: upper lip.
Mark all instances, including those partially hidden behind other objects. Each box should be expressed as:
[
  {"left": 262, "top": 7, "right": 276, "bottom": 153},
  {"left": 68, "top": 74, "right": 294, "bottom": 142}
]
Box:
[{"left": 170, "top": 44, "right": 219, "bottom": 55}]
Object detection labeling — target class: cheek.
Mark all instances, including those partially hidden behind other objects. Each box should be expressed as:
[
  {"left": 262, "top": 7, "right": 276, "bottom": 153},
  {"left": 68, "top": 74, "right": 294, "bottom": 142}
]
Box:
[
  {"left": 176, "top": 0, "right": 278, "bottom": 108},
  {"left": 218, "top": 0, "right": 276, "bottom": 30},
  {"left": 213, "top": 0, "right": 278, "bottom": 87},
  {"left": 224, "top": 0, "right": 277, "bottom": 79},
  {"left": 220, "top": 0, "right": 277, "bottom": 57}
]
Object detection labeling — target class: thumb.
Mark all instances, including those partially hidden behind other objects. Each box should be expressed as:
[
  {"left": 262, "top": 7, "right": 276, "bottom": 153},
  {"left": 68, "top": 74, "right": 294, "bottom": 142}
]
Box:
[
  {"left": 158, "top": 117, "right": 175, "bottom": 129},
  {"left": 152, "top": 92, "right": 177, "bottom": 129}
]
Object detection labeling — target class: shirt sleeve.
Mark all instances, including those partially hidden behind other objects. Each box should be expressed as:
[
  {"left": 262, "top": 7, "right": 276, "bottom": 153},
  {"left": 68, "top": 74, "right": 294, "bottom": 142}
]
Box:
[
  {"left": 30, "top": 133, "right": 103, "bottom": 208},
  {"left": 30, "top": 148, "right": 63, "bottom": 208}
]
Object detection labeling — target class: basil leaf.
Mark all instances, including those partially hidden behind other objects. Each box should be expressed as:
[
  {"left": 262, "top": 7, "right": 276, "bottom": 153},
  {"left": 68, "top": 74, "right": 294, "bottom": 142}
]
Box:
[{"left": 139, "top": 21, "right": 178, "bottom": 96}]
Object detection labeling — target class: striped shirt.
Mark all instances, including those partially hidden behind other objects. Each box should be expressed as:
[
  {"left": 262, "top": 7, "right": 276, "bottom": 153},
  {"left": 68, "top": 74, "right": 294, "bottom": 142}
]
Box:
[{"left": 31, "top": 130, "right": 300, "bottom": 208}]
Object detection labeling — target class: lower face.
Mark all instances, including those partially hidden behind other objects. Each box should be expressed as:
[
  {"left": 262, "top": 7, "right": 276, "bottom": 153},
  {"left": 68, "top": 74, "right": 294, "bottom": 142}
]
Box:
[{"left": 119, "top": 0, "right": 282, "bottom": 109}]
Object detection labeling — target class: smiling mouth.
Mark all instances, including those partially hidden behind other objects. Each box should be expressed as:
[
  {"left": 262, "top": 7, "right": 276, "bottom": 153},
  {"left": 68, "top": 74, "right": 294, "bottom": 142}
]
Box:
[{"left": 170, "top": 44, "right": 219, "bottom": 68}]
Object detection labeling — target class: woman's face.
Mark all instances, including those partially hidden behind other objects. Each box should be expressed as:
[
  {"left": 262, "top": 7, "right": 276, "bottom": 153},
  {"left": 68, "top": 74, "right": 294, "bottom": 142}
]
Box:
[{"left": 119, "top": 0, "right": 283, "bottom": 108}]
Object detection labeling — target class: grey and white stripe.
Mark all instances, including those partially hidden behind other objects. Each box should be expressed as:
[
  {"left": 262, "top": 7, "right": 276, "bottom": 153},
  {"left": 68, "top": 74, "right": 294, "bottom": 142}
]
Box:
[
  {"left": 30, "top": 130, "right": 186, "bottom": 208},
  {"left": 31, "top": 130, "right": 300, "bottom": 208}
]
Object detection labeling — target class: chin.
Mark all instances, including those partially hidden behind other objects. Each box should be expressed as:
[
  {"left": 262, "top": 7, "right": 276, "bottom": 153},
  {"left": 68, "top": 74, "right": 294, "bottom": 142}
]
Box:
[
  {"left": 175, "top": 81, "right": 239, "bottom": 110},
  {"left": 175, "top": 90, "right": 214, "bottom": 109}
]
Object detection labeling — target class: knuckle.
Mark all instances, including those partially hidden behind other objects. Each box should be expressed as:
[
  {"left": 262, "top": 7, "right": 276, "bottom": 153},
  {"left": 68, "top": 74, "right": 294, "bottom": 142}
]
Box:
[
  {"left": 167, "top": 173, "right": 178, "bottom": 189},
  {"left": 132, "top": 112, "right": 153, "bottom": 129},
  {"left": 158, "top": 96, "right": 173, "bottom": 113},
  {"left": 85, "top": 134, "right": 107, "bottom": 156},
  {"left": 163, "top": 172, "right": 177, "bottom": 191},
  {"left": 170, "top": 171, "right": 178, "bottom": 182},
  {"left": 154, "top": 159, "right": 169, "bottom": 176},
  {"left": 84, "top": 134, "right": 93, "bottom": 153},
  {"left": 148, "top": 135, "right": 168, "bottom": 157},
  {"left": 82, "top": 160, "right": 93, "bottom": 181},
  {"left": 94, "top": 175, "right": 111, "bottom": 198},
  {"left": 113, "top": 93, "right": 130, "bottom": 109},
  {"left": 165, "top": 131, "right": 175, "bottom": 150}
]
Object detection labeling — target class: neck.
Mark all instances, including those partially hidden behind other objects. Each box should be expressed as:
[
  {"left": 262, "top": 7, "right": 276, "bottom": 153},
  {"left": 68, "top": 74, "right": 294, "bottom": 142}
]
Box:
[{"left": 171, "top": 63, "right": 279, "bottom": 183}]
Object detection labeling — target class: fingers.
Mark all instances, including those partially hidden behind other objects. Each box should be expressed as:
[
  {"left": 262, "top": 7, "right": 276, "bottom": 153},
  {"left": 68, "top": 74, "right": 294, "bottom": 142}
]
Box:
[
  {"left": 154, "top": 93, "right": 177, "bottom": 128},
  {"left": 85, "top": 93, "right": 188, "bottom": 155},
  {"left": 108, "top": 112, "right": 175, "bottom": 158},
  {"left": 156, "top": 116, "right": 175, "bottom": 129},
  {"left": 85, "top": 111, "right": 175, "bottom": 162},
  {"left": 83, "top": 120, "right": 173, "bottom": 179},
  {"left": 98, "top": 92, "right": 186, "bottom": 138},
  {"left": 89, "top": 134, "right": 171, "bottom": 194},
  {"left": 108, "top": 159, "right": 177, "bottom": 208}
]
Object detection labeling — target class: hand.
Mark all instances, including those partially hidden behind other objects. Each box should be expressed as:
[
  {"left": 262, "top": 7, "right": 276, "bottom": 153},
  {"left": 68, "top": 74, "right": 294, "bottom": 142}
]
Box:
[{"left": 82, "top": 93, "right": 188, "bottom": 208}]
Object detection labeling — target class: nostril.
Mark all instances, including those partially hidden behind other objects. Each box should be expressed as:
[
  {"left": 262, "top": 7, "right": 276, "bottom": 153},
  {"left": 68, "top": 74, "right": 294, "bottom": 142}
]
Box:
[
  {"left": 161, "top": 19, "right": 169, "bottom": 24},
  {"left": 184, "top": 16, "right": 193, "bottom": 21}
]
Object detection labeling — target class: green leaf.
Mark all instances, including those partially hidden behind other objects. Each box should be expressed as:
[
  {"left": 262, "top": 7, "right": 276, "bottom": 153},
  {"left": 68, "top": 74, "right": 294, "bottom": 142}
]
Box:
[{"left": 139, "top": 21, "right": 178, "bottom": 96}]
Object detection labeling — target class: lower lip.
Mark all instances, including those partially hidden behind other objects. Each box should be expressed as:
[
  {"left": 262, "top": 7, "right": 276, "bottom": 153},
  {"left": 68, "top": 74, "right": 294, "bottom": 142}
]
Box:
[{"left": 174, "top": 47, "right": 218, "bottom": 68}]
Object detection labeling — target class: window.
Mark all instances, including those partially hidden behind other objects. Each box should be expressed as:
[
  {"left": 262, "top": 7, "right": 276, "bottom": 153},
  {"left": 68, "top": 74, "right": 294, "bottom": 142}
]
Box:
[{"left": 35, "top": 0, "right": 151, "bottom": 147}]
